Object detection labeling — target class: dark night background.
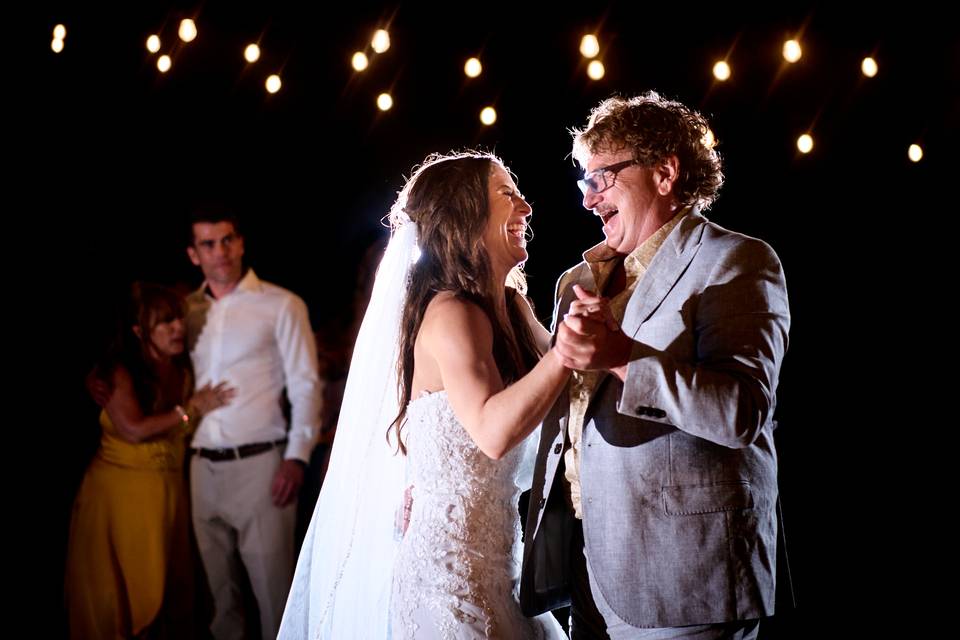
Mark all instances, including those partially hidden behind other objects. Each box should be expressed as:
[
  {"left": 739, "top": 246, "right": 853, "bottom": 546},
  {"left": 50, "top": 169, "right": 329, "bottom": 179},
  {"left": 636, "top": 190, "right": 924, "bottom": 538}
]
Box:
[{"left": 18, "top": 1, "right": 957, "bottom": 637}]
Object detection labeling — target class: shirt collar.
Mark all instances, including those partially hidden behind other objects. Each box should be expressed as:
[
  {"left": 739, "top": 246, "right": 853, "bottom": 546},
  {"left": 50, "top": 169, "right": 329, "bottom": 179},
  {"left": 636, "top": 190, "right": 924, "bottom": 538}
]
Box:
[
  {"left": 201, "top": 268, "right": 261, "bottom": 300},
  {"left": 582, "top": 206, "right": 692, "bottom": 273}
]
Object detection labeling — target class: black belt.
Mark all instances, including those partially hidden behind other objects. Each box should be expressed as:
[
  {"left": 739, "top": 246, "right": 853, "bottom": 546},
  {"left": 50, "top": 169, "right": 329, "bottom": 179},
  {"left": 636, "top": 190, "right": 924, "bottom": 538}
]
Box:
[{"left": 192, "top": 438, "right": 287, "bottom": 462}]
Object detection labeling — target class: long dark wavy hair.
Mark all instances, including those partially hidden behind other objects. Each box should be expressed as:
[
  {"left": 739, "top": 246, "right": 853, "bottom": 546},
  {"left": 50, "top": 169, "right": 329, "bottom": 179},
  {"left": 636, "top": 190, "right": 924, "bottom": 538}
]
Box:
[
  {"left": 94, "top": 282, "right": 191, "bottom": 413},
  {"left": 388, "top": 151, "right": 541, "bottom": 452}
]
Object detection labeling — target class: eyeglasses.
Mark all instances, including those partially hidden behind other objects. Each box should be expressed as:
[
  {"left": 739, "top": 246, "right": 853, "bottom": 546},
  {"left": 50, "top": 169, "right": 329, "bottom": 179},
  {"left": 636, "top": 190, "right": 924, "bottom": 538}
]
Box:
[{"left": 577, "top": 159, "right": 639, "bottom": 195}]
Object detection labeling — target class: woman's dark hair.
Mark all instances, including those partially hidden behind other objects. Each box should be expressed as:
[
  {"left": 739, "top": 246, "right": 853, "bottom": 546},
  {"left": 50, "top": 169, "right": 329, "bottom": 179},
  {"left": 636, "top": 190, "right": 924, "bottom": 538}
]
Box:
[
  {"left": 388, "top": 151, "right": 541, "bottom": 453},
  {"left": 95, "top": 282, "right": 190, "bottom": 412}
]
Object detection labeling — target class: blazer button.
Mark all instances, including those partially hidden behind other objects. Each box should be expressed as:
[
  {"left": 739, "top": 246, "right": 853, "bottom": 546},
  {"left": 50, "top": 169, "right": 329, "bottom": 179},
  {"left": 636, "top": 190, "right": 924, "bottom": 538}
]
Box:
[
  {"left": 553, "top": 443, "right": 562, "bottom": 454},
  {"left": 538, "top": 497, "right": 546, "bottom": 509}
]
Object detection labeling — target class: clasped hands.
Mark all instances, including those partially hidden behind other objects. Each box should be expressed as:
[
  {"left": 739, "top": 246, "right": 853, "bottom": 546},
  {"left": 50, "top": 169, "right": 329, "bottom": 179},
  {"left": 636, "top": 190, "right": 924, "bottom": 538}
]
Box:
[{"left": 554, "top": 284, "right": 632, "bottom": 376}]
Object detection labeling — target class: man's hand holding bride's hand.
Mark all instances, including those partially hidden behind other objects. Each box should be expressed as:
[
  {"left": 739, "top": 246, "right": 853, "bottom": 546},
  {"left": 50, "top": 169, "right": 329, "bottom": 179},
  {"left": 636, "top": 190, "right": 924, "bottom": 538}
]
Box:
[{"left": 555, "top": 285, "right": 631, "bottom": 379}]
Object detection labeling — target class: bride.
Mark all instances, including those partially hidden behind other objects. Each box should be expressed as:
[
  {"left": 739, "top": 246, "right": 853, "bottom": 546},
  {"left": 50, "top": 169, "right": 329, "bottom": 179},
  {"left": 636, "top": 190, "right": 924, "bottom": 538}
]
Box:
[{"left": 280, "top": 151, "right": 571, "bottom": 639}]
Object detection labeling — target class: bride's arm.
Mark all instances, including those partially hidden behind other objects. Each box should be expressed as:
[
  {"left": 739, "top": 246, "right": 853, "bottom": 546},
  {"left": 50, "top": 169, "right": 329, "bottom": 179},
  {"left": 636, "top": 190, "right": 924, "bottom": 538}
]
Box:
[{"left": 419, "top": 293, "right": 569, "bottom": 460}]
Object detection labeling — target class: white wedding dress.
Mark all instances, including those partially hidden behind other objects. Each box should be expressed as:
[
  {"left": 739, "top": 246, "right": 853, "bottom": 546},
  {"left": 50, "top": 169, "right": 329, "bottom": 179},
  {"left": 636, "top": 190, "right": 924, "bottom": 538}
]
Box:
[
  {"left": 391, "top": 390, "right": 566, "bottom": 639},
  {"left": 278, "top": 221, "right": 564, "bottom": 639}
]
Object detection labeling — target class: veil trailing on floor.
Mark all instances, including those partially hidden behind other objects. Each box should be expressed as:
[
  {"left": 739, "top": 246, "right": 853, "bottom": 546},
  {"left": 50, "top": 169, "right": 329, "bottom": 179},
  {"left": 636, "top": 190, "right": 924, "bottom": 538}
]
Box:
[{"left": 278, "top": 215, "right": 418, "bottom": 639}]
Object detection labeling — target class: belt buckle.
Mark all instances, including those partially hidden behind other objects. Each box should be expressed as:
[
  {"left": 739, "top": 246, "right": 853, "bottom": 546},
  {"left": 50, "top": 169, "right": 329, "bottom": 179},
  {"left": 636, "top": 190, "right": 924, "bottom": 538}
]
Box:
[{"left": 210, "top": 447, "right": 238, "bottom": 461}]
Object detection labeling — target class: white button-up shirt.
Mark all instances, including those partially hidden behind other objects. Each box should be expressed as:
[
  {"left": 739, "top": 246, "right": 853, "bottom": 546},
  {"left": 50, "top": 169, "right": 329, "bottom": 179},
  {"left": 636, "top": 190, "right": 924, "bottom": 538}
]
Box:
[{"left": 186, "top": 269, "right": 322, "bottom": 462}]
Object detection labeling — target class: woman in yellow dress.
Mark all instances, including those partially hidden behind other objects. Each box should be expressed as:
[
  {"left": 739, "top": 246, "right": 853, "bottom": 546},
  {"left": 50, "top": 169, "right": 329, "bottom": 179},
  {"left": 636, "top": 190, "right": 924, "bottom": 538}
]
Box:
[{"left": 66, "top": 283, "right": 234, "bottom": 639}]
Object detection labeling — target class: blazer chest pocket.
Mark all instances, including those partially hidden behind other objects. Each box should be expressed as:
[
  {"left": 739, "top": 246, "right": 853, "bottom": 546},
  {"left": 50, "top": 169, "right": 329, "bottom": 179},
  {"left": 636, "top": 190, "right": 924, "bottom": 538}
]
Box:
[{"left": 661, "top": 481, "right": 753, "bottom": 516}]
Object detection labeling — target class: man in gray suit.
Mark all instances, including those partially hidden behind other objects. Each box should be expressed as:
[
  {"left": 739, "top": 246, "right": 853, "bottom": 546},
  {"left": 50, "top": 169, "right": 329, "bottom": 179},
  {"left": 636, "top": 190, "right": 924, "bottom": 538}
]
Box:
[{"left": 520, "top": 92, "right": 790, "bottom": 639}]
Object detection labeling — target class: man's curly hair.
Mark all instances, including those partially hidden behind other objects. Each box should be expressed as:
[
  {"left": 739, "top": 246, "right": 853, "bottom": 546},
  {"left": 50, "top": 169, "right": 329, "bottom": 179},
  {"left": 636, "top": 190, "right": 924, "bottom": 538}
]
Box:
[{"left": 572, "top": 91, "right": 724, "bottom": 210}]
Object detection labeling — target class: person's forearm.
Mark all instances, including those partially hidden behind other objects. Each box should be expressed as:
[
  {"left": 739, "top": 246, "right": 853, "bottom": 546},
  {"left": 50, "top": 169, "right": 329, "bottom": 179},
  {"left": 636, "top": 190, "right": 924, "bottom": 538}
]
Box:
[
  {"left": 112, "top": 407, "right": 188, "bottom": 444},
  {"left": 619, "top": 341, "right": 781, "bottom": 449},
  {"left": 472, "top": 348, "right": 569, "bottom": 459}
]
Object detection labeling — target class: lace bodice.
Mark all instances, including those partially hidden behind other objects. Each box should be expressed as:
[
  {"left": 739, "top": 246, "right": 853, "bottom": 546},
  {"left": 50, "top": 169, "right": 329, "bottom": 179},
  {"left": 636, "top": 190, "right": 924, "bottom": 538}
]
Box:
[
  {"left": 391, "top": 391, "right": 561, "bottom": 639},
  {"left": 405, "top": 390, "right": 528, "bottom": 550}
]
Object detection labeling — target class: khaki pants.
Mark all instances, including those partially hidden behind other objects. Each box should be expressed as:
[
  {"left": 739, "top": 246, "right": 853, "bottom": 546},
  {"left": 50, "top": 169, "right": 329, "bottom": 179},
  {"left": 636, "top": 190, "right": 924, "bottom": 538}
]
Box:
[{"left": 191, "top": 447, "right": 296, "bottom": 639}]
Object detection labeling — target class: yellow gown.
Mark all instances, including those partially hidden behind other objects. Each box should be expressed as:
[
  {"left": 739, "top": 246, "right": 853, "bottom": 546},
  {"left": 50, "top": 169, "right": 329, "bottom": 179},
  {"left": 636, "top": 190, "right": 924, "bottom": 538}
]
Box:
[{"left": 65, "top": 410, "right": 193, "bottom": 639}]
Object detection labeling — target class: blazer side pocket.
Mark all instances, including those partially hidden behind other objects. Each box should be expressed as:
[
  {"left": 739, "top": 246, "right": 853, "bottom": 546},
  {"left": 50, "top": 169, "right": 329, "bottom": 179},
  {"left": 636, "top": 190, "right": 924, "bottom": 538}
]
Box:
[{"left": 661, "top": 481, "right": 754, "bottom": 516}]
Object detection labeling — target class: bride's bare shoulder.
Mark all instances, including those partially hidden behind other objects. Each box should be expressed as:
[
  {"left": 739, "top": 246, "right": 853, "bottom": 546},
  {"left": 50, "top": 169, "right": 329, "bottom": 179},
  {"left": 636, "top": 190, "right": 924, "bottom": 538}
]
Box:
[{"left": 421, "top": 292, "right": 493, "bottom": 348}]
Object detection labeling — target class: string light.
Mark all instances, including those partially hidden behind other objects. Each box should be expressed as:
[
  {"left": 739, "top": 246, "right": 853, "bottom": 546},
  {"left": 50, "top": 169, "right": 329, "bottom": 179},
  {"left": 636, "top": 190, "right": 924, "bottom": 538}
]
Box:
[
  {"left": 783, "top": 39, "right": 802, "bottom": 63},
  {"left": 713, "top": 60, "right": 731, "bottom": 81},
  {"left": 352, "top": 52, "right": 369, "bottom": 71},
  {"left": 179, "top": 19, "right": 198, "bottom": 43},
  {"left": 480, "top": 107, "right": 497, "bottom": 125},
  {"left": 587, "top": 60, "right": 605, "bottom": 80},
  {"left": 580, "top": 35, "right": 599, "bottom": 58},
  {"left": 47, "top": 18, "right": 919, "bottom": 165},
  {"left": 372, "top": 29, "right": 390, "bottom": 54},
  {"left": 464, "top": 57, "right": 482, "bottom": 78}
]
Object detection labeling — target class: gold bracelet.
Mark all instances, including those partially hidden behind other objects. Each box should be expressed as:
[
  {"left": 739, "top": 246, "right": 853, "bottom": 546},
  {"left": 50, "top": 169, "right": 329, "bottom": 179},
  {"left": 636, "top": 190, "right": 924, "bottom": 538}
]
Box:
[{"left": 174, "top": 404, "right": 190, "bottom": 425}]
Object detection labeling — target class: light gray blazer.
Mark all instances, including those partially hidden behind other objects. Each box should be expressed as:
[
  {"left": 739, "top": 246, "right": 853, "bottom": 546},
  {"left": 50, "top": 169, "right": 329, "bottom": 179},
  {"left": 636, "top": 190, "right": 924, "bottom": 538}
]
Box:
[{"left": 520, "top": 210, "right": 790, "bottom": 628}]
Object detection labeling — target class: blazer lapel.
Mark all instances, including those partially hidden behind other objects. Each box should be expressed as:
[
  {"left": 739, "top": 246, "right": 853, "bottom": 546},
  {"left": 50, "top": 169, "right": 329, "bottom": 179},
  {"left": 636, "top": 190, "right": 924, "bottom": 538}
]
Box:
[
  {"left": 584, "top": 211, "right": 707, "bottom": 415},
  {"left": 620, "top": 209, "right": 706, "bottom": 339},
  {"left": 551, "top": 264, "right": 599, "bottom": 335}
]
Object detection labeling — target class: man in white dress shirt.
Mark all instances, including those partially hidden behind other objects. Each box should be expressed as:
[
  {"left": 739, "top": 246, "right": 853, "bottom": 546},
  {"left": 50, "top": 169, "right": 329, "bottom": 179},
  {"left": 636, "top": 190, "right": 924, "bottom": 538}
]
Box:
[{"left": 184, "top": 207, "right": 322, "bottom": 639}]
